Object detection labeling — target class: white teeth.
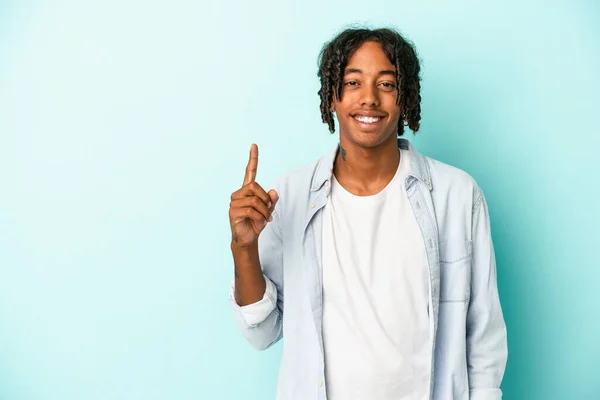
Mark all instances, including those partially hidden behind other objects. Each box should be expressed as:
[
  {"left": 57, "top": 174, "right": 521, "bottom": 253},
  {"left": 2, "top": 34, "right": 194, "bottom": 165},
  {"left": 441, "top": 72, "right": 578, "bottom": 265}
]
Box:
[{"left": 354, "top": 116, "right": 382, "bottom": 123}]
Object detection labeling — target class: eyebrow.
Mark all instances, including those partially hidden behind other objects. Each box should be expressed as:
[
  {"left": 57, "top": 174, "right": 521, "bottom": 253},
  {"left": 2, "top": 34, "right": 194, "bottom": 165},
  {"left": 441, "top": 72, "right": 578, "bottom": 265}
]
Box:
[{"left": 344, "top": 68, "right": 396, "bottom": 76}]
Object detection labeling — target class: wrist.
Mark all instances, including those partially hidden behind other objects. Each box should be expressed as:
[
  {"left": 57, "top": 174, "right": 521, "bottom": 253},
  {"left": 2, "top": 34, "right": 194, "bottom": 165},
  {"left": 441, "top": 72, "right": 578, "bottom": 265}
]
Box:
[{"left": 230, "top": 240, "right": 258, "bottom": 253}]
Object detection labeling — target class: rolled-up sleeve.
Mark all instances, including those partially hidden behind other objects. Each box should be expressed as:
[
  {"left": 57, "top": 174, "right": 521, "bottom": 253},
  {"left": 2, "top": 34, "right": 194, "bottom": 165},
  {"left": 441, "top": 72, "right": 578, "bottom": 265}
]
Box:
[{"left": 229, "top": 273, "right": 277, "bottom": 327}]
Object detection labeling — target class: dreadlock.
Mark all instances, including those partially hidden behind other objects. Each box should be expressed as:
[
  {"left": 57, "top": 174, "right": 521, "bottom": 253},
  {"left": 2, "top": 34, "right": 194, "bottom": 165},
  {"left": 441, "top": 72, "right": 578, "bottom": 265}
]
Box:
[{"left": 317, "top": 27, "right": 422, "bottom": 136}]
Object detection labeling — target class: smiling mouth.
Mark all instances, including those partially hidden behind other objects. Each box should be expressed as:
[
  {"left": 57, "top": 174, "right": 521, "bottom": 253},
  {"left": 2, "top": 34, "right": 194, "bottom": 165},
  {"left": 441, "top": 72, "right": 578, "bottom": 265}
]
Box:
[
  {"left": 353, "top": 115, "right": 383, "bottom": 124},
  {"left": 352, "top": 115, "right": 384, "bottom": 128}
]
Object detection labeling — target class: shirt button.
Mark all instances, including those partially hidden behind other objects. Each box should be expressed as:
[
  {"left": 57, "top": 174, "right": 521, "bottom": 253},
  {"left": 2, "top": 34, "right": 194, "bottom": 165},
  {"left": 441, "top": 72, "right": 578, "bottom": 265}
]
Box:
[
  {"left": 310, "top": 204, "right": 315, "bottom": 208},
  {"left": 318, "top": 380, "right": 324, "bottom": 387}
]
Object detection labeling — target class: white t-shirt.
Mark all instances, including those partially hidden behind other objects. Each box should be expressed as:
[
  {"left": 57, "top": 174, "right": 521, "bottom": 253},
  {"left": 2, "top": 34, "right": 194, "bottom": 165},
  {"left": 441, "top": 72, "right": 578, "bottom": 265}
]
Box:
[{"left": 321, "top": 148, "right": 431, "bottom": 400}]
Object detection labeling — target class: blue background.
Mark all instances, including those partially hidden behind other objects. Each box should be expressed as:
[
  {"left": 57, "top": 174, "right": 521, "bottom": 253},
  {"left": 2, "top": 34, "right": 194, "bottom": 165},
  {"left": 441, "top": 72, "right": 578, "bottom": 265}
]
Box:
[{"left": 1, "top": 1, "right": 599, "bottom": 399}]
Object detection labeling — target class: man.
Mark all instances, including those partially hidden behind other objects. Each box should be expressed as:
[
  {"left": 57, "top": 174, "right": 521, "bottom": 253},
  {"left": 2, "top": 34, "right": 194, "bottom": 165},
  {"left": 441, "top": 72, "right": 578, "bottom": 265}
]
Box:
[{"left": 228, "top": 27, "right": 507, "bottom": 400}]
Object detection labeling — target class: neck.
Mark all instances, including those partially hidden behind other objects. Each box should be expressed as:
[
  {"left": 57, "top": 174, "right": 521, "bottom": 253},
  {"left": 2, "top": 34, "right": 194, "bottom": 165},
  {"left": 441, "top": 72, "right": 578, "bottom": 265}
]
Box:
[{"left": 333, "top": 135, "right": 400, "bottom": 196}]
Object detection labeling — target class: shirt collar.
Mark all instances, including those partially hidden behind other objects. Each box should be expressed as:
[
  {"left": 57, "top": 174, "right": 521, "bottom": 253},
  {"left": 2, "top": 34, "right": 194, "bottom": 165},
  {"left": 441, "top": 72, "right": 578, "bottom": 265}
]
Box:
[{"left": 310, "top": 137, "right": 433, "bottom": 192}]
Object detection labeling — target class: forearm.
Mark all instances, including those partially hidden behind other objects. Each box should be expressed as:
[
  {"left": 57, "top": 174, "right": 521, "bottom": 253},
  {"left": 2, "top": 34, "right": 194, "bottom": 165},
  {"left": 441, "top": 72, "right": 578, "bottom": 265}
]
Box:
[{"left": 231, "top": 241, "right": 267, "bottom": 306}]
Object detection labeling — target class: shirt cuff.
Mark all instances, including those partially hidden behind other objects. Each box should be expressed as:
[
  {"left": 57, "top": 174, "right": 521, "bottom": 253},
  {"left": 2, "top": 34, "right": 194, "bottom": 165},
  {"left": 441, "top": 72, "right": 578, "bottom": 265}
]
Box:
[
  {"left": 469, "top": 388, "right": 503, "bottom": 400},
  {"left": 229, "top": 274, "right": 277, "bottom": 327}
]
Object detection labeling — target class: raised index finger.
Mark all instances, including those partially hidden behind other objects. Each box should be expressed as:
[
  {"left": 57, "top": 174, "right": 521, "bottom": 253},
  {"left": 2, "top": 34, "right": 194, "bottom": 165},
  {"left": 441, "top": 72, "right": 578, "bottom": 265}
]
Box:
[{"left": 243, "top": 143, "right": 258, "bottom": 186}]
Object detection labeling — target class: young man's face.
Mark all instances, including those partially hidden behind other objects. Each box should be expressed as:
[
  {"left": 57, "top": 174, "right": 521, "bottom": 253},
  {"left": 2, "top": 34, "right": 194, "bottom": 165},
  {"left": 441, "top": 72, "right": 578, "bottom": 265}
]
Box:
[{"left": 331, "top": 41, "right": 402, "bottom": 149}]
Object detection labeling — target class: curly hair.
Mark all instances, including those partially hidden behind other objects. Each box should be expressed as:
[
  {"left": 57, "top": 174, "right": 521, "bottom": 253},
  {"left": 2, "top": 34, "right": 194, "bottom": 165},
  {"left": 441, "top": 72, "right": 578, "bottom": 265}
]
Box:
[{"left": 317, "top": 27, "right": 422, "bottom": 136}]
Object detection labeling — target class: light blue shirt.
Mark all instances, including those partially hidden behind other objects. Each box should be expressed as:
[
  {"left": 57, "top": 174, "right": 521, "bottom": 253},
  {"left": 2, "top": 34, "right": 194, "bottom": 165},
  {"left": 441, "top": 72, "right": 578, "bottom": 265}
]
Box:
[{"left": 229, "top": 138, "right": 508, "bottom": 400}]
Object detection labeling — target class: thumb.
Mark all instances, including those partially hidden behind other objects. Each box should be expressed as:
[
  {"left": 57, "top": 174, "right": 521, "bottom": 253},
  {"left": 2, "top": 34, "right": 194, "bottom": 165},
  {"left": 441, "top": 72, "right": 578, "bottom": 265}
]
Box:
[{"left": 268, "top": 189, "right": 279, "bottom": 207}]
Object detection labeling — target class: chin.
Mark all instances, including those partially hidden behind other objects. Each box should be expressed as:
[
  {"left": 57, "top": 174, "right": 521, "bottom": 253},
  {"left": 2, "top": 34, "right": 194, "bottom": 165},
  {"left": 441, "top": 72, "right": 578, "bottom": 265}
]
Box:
[{"left": 343, "top": 127, "right": 393, "bottom": 148}]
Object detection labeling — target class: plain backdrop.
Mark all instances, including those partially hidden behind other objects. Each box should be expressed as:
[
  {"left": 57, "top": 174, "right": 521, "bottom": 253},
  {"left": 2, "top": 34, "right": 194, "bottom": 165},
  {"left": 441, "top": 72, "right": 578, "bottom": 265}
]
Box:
[{"left": 1, "top": 0, "right": 599, "bottom": 399}]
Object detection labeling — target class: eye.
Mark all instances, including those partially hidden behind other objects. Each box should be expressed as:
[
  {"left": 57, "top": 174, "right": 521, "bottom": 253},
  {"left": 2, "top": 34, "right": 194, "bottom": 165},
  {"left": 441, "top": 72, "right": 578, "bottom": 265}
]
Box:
[
  {"left": 379, "top": 82, "right": 397, "bottom": 90},
  {"left": 344, "top": 81, "right": 359, "bottom": 86}
]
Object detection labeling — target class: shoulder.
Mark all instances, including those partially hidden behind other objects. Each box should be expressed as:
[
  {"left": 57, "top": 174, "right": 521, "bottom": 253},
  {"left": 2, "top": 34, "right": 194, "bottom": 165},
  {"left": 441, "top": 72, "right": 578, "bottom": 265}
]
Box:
[
  {"left": 269, "top": 152, "right": 327, "bottom": 193},
  {"left": 265, "top": 152, "right": 326, "bottom": 224},
  {"left": 424, "top": 155, "right": 484, "bottom": 208},
  {"left": 426, "top": 156, "right": 477, "bottom": 187}
]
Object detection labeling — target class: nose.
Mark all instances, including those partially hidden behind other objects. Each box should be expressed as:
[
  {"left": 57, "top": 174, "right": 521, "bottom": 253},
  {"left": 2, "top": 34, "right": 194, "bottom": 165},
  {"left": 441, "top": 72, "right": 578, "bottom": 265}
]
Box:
[{"left": 359, "top": 83, "right": 380, "bottom": 107}]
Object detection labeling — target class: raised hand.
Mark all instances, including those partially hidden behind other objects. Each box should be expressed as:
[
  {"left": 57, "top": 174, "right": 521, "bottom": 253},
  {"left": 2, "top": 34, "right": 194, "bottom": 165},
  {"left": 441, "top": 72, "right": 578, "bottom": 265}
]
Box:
[{"left": 229, "top": 144, "right": 279, "bottom": 248}]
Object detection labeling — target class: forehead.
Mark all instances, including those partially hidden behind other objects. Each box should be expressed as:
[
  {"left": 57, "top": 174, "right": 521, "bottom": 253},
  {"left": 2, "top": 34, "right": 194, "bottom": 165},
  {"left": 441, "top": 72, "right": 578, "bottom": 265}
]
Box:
[{"left": 345, "top": 41, "right": 395, "bottom": 71}]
